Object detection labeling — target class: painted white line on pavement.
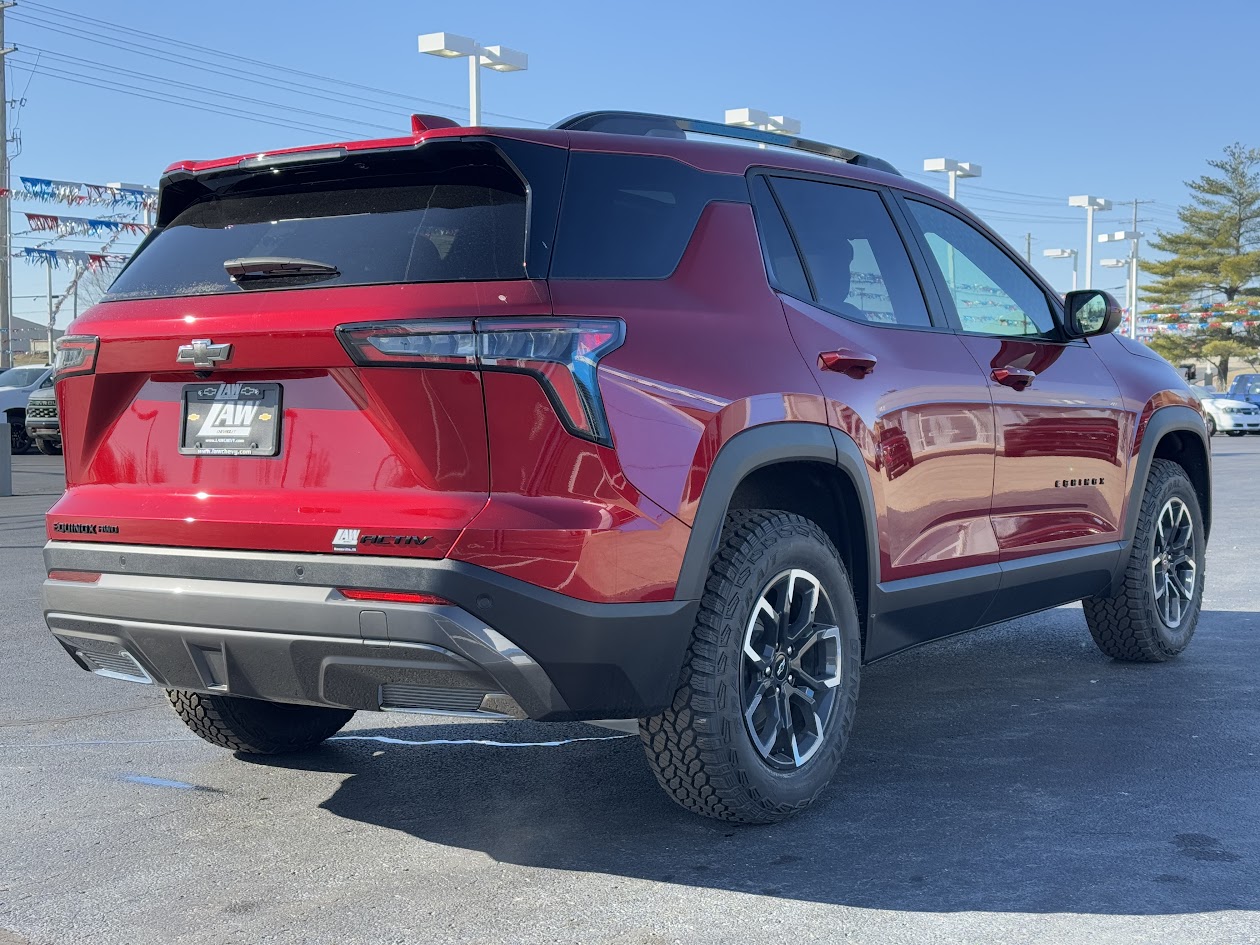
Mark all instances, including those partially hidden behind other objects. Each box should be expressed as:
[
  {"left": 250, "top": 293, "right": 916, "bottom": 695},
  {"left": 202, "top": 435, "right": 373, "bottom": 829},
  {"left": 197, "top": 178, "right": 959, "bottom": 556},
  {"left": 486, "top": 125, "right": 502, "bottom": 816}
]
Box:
[{"left": 330, "top": 734, "right": 635, "bottom": 749}]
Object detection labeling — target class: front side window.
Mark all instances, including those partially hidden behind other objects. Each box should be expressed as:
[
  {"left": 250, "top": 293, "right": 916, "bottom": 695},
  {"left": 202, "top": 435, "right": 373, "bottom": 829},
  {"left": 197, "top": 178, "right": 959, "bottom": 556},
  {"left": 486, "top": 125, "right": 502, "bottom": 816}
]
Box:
[
  {"left": 767, "top": 177, "right": 932, "bottom": 327},
  {"left": 905, "top": 200, "right": 1056, "bottom": 338}
]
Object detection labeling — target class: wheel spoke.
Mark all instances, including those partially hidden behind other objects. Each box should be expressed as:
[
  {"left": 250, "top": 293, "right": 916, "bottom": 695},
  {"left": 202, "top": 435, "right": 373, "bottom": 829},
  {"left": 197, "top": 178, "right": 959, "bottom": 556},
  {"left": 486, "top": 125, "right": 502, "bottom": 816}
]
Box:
[
  {"left": 785, "top": 570, "right": 820, "bottom": 643},
  {"left": 743, "top": 679, "right": 782, "bottom": 759}
]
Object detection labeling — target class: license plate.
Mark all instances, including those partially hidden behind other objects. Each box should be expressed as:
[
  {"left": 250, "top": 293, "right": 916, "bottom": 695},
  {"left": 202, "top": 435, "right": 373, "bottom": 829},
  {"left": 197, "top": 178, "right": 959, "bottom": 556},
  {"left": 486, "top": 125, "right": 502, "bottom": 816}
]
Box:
[{"left": 180, "top": 382, "right": 282, "bottom": 456}]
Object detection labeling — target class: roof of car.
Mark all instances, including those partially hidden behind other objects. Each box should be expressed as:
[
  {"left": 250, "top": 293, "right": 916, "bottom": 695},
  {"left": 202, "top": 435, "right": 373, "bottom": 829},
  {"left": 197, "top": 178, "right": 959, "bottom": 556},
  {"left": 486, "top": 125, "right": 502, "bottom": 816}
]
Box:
[{"left": 160, "top": 112, "right": 948, "bottom": 205}]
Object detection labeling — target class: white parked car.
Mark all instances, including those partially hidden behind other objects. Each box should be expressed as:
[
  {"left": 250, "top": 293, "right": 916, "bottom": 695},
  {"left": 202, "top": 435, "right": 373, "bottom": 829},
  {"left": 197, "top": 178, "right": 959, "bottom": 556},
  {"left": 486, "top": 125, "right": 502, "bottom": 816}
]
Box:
[
  {"left": 1189, "top": 385, "right": 1260, "bottom": 437},
  {"left": 0, "top": 363, "right": 54, "bottom": 454}
]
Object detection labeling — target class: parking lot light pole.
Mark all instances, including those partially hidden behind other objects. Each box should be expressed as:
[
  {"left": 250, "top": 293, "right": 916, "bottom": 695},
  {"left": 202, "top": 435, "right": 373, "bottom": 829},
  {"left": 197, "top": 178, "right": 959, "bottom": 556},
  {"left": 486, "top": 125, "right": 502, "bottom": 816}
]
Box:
[
  {"left": 1068, "top": 195, "right": 1111, "bottom": 289},
  {"left": 1043, "top": 248, "right": 1079, "bottom": 292},
  {"left": 725, "top": 108, "right": 802, "bottom": 149},
  {"left": 1099, "top": 257, "right": 1131, "bottom": 332},
  {"left": 417, "top": 32, "right": 528, "bottom": 127},
  {"left": 1100, "top": 229, "right": 1142, "bottom": 339},
  {"left": 923, "top": 157, "right": 982, "bottom": 200}
]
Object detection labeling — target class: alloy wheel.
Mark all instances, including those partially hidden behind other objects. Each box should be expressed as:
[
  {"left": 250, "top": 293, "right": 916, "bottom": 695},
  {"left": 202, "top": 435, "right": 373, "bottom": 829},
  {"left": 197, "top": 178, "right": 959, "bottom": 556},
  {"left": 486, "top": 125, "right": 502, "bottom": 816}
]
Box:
[
  {"left": 1152, "top": 497, "right": 1197, "bottom": 629},
  {"left": 740, "top": 569, "right": 843, "bottom": 770}
]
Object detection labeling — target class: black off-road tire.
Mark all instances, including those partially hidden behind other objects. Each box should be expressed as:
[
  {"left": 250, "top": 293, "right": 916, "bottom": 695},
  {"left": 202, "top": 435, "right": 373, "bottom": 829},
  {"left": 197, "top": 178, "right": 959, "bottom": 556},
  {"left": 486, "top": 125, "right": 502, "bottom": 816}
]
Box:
[
  {"left": 35, "top": 438, "right": 62, "bottom": 456},
  {"left": 8, "top": 415, "right": 30, "bottom": 454},
  {"left": 167, "top": 690, "right": 354, "bottom": 754},
  {"left": 1083, "top": 459, "right": 1205, "bottom": 661},
  {"left": 640, "top": 510, "right": 861, "bottom": 824}
]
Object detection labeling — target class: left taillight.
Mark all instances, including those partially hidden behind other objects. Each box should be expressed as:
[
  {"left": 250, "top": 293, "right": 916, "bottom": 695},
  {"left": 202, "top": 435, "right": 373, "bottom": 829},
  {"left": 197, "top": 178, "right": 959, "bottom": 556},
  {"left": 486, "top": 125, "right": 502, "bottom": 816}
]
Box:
[
  {"left": 53, "top": 335, "right": 99, "bottom": 380},
  {"left": 336, "top": 317, "right": 625, "bottom": 446}
]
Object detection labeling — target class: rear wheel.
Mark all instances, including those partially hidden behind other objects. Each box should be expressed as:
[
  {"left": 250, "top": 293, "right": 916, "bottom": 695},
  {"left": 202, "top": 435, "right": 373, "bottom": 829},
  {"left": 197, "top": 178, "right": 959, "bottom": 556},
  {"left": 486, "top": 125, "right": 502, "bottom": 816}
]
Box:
[
  {"left": 1083, "top": 459, "right": 1205, "bottom": 661},
  {"left": 1226, "top": 430, "right": 1244, "bottom": 437},
  {"left": 640, "top": 510, "right": 861, "bottom": 823},
  {"left": 167, "top": 690, "right": 354, "bottom": 754}
]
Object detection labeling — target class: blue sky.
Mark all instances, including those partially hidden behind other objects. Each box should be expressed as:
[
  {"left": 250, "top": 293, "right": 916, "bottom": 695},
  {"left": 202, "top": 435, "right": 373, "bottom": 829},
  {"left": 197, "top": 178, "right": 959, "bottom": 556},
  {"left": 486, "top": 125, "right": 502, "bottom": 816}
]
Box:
[{"left": 6, "top": 0, "right": 1256, "bottom": 330}]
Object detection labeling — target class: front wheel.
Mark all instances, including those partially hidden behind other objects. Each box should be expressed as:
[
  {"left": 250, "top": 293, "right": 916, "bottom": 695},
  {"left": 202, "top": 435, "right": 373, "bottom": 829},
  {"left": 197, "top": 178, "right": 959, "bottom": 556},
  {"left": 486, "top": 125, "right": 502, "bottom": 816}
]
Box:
[
  {"left": 8, "top": 416, "right": 30, "bottom": 454},
  {"left": 167, "top": 690, "right": 354, "bottom": 753},
  {"left": 35, "top": 438, "right": 62, "bottom": 456},
  {"left": 1205, "top": 416, "right": 1216, "bottom": 437},
  {"left": 1083, "top": 459, "right": 1205, "bottom": 661},
  {"left": 1226, "top": 430, "right": 1244, "bottom": 437},
  {"left": 640, "top": 510, "right": 861, "bottom": 823}
]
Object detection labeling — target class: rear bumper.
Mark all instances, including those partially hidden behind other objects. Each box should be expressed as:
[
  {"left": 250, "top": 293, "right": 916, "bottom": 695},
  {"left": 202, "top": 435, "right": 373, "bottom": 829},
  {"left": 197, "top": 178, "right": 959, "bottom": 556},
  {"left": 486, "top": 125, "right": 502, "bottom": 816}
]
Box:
[{"left": 41, "top": 542, "right": 697, "bottom": 721}]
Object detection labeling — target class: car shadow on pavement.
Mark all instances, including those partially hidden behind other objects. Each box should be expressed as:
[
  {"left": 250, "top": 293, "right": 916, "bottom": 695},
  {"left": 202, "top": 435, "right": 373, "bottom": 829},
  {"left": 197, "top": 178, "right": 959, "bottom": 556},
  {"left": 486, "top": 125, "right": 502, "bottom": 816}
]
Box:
[{"left": 245, "top": 610, "right": 1259, "bottom": 915}]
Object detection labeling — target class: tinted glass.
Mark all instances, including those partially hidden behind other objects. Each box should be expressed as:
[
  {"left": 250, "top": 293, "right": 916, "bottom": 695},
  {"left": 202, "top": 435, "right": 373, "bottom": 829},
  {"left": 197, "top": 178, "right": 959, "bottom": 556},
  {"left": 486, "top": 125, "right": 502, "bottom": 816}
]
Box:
[
  {"left": 769, "top": 177, "right": 932, "bottom": 327},
  {"left": 906, "top": 201, "right": 1056, "bottom": 338},
  {"left": 106, "top": 157, "right": 527, "bottom": 302},
  {"left": 0, "top": 366, "right": 45, "bottom": 387},
  {"left": 749, "top": 175, "right": 811, "bottom": 301},
  {"left": 551, "top": 153, "right": 746, "bottom": 279}
]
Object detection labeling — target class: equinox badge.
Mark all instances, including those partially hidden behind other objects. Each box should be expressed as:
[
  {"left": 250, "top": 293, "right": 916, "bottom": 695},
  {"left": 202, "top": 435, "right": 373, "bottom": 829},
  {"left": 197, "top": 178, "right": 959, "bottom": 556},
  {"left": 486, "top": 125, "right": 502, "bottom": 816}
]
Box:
[{"left": 176, "top": 339, "right": 232, "bottom": 369}]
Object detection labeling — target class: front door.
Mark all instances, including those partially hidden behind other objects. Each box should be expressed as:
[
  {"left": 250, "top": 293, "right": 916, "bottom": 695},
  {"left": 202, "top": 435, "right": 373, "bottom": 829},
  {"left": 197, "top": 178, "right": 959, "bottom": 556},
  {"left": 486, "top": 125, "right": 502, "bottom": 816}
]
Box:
[{"left": 898, "top": 197, "right": 1128, "bottom": 616}]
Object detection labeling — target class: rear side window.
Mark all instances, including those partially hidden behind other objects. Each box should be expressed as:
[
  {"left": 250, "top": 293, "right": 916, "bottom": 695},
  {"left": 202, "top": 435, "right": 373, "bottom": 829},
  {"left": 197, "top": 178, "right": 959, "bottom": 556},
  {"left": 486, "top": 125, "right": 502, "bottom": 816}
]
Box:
[
  {"left": 767, "top": 177, "right": 932, "bottom": 328},
  {"left": 105, "top": 147, "right": 528, "bottom": 301},
  {"left": 550, "top": 153, "right": 747, "bottom": 279},
  {"left": 750, "top": 175, "right": 811, "bottom": 301}
]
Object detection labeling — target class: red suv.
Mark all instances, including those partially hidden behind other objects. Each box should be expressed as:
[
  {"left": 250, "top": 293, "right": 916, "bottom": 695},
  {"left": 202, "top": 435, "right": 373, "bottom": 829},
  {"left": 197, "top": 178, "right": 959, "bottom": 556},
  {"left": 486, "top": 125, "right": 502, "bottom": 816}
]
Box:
[{"left": 42, "top": 112, "right": 1211, "bottom": 822}]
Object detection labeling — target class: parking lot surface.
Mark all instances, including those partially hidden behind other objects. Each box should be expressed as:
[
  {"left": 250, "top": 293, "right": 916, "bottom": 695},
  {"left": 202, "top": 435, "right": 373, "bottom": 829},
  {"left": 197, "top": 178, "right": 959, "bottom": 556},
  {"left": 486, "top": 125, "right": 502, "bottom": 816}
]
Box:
[{"left": 2, "top": 443, "right": 1258, "bottom": 945}]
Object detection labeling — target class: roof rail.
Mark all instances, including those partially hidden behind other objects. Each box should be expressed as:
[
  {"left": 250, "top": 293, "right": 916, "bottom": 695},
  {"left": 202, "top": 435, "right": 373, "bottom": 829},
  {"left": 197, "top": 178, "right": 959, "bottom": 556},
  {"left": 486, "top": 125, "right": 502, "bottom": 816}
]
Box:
[{"left": 552, "top": 110, "right": 900, "bottom": 176}]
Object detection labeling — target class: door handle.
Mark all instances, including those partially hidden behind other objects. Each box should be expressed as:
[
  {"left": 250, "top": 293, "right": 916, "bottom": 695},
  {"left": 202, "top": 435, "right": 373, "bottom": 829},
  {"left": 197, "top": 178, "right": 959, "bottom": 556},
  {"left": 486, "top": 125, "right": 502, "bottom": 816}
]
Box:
[
  {"left": 819, "top": 349, "right": 877, "bottom": 378},
  {"left": 991, "top": 367, "right": 1036, "bottom": 390}
]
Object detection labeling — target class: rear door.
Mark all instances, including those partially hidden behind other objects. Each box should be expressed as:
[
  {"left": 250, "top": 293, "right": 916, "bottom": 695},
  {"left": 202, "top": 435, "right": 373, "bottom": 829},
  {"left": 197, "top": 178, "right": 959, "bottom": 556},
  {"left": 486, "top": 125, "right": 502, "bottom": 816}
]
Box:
[
  {"left": 896, "top": 196, "right": 1128, "bottom": 612},
  {"left": 751, "top": 173, "right": 1001, "bottom": 657}
]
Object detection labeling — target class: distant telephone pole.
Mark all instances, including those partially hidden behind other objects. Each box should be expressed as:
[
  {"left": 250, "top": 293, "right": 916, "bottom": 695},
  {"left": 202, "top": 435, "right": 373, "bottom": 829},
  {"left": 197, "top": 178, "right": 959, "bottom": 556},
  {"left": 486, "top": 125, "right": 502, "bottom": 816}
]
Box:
[
  {"left": 1023, "top": 233, "right": 1033, "bottom": 263},
  {"left": 0, "top": 2, "right": 15, "bottom": 368},
  {"left": 1126, "top": 199, "right": 1152, "bottom": 339}
]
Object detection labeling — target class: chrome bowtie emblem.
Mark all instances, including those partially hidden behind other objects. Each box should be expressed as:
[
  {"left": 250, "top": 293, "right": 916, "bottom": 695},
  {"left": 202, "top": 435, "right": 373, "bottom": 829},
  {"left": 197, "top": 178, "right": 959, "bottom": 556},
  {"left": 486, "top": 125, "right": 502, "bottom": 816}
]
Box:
[{"left": 176, "top": 339, "right": 232, "bottom": 369}]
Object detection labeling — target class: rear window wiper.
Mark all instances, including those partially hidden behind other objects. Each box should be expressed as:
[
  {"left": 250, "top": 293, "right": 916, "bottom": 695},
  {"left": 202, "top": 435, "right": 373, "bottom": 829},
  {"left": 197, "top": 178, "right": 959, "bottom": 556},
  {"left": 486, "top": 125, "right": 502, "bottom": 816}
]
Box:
[{"left": 224, "top": 257, "right": 340, "bottom": 282}]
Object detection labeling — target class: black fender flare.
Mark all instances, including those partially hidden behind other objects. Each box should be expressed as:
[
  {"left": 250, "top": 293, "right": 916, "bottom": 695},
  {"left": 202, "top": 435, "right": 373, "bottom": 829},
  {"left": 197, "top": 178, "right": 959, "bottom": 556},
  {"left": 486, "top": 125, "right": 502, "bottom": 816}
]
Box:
[
  {"left": 673, "top": 422, "right": 880, "bottom": 608},
  {"left": 1123, "top": 405, "right": 1211, "bottom": 546}
]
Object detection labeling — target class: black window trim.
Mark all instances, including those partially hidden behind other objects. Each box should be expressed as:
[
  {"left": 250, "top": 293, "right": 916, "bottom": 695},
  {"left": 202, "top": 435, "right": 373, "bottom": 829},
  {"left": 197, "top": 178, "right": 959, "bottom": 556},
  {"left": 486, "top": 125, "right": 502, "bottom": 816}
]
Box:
[
  {"left": 887, "top": 189, "right": 1081, "bottom": 345},
  {"left": 745, "top": 167, "right": 952, "bottom": 334}
]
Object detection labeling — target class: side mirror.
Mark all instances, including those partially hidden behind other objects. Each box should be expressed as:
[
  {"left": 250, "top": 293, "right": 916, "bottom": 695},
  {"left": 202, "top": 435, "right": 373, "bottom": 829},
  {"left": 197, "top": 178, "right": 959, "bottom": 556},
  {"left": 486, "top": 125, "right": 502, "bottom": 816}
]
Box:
[{"left": 1064, "top": 289, "right": 1123, "bottom": 337}]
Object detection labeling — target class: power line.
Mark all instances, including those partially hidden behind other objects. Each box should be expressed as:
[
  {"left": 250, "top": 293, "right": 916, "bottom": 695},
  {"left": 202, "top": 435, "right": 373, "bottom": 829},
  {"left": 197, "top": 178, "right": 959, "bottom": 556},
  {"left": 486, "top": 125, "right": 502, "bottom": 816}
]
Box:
[
  {"left": 7, "top": 57, "right": 367, "bottom": 138},
  {"left": 12, "top": 5, "right": 547, "bottom": 126},
  {"left": 11, "top": 47, "right": 400, "bottom": 135}
]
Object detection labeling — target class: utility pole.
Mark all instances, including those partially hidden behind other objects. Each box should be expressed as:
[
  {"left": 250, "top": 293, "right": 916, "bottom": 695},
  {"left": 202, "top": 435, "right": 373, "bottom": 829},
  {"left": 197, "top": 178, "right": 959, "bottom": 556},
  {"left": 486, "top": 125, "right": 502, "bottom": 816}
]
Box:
[
  {"left": 0, "top": 3, "right": 16, "bottom": 369},
  {"left": 44, "top": 256, "right": 52, "bottom": 359},
  {"left": 1126, "top": 199, "right": 1152, "bottom": 340},
  {"left": 1024, "top": 233, "right": 1033, "bottom": 263}
]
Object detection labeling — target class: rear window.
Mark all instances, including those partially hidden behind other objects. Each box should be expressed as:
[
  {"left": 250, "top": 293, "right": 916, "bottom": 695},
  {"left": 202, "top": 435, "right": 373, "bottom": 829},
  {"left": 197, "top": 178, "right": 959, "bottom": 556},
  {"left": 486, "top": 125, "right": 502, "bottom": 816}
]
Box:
[
  {"left": 105, "top": 148, "right": 528, "bottom": 301},
  {"left": 550, "top": 152, "right": 747, "bottom": 279}
]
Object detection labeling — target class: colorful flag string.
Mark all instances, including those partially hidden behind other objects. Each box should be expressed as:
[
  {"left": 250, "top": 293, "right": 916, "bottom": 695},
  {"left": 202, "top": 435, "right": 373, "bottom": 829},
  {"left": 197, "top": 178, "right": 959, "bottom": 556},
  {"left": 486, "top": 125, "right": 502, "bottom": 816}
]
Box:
[
  {"left": 23, "top": 212, "right": 151, "bottom": 237},
  {"left": 17, "top": 247, "right": 130, "bottom": 269},
  {"left": 4, "top": 176, "right": 157, "bottom": 211}
]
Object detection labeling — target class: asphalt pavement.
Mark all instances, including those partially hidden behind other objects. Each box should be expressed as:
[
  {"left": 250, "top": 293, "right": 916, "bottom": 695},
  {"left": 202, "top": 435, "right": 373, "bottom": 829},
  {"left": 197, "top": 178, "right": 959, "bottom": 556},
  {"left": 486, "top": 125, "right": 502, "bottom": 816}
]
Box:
[{"left": 2, "top": 442, "right": 1258, "bottom": 945}]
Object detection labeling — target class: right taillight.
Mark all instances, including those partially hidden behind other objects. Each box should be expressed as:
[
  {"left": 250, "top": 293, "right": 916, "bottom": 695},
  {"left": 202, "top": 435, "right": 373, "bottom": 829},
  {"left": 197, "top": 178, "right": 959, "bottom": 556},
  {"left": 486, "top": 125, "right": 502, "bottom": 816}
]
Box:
[
  {"left": 336, "top": 317, "right": 625, "bottom": 446},
  {"left": 53, "top": 335, "right": 99, "bottom": 379}
]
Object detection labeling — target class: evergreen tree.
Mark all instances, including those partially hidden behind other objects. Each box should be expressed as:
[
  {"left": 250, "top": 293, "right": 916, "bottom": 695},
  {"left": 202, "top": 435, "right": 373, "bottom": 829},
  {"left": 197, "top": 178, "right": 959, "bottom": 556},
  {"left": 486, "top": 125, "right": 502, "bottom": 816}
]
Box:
[{"left": 1145, "top": 143, "right": 1260, "bottom": 304}]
